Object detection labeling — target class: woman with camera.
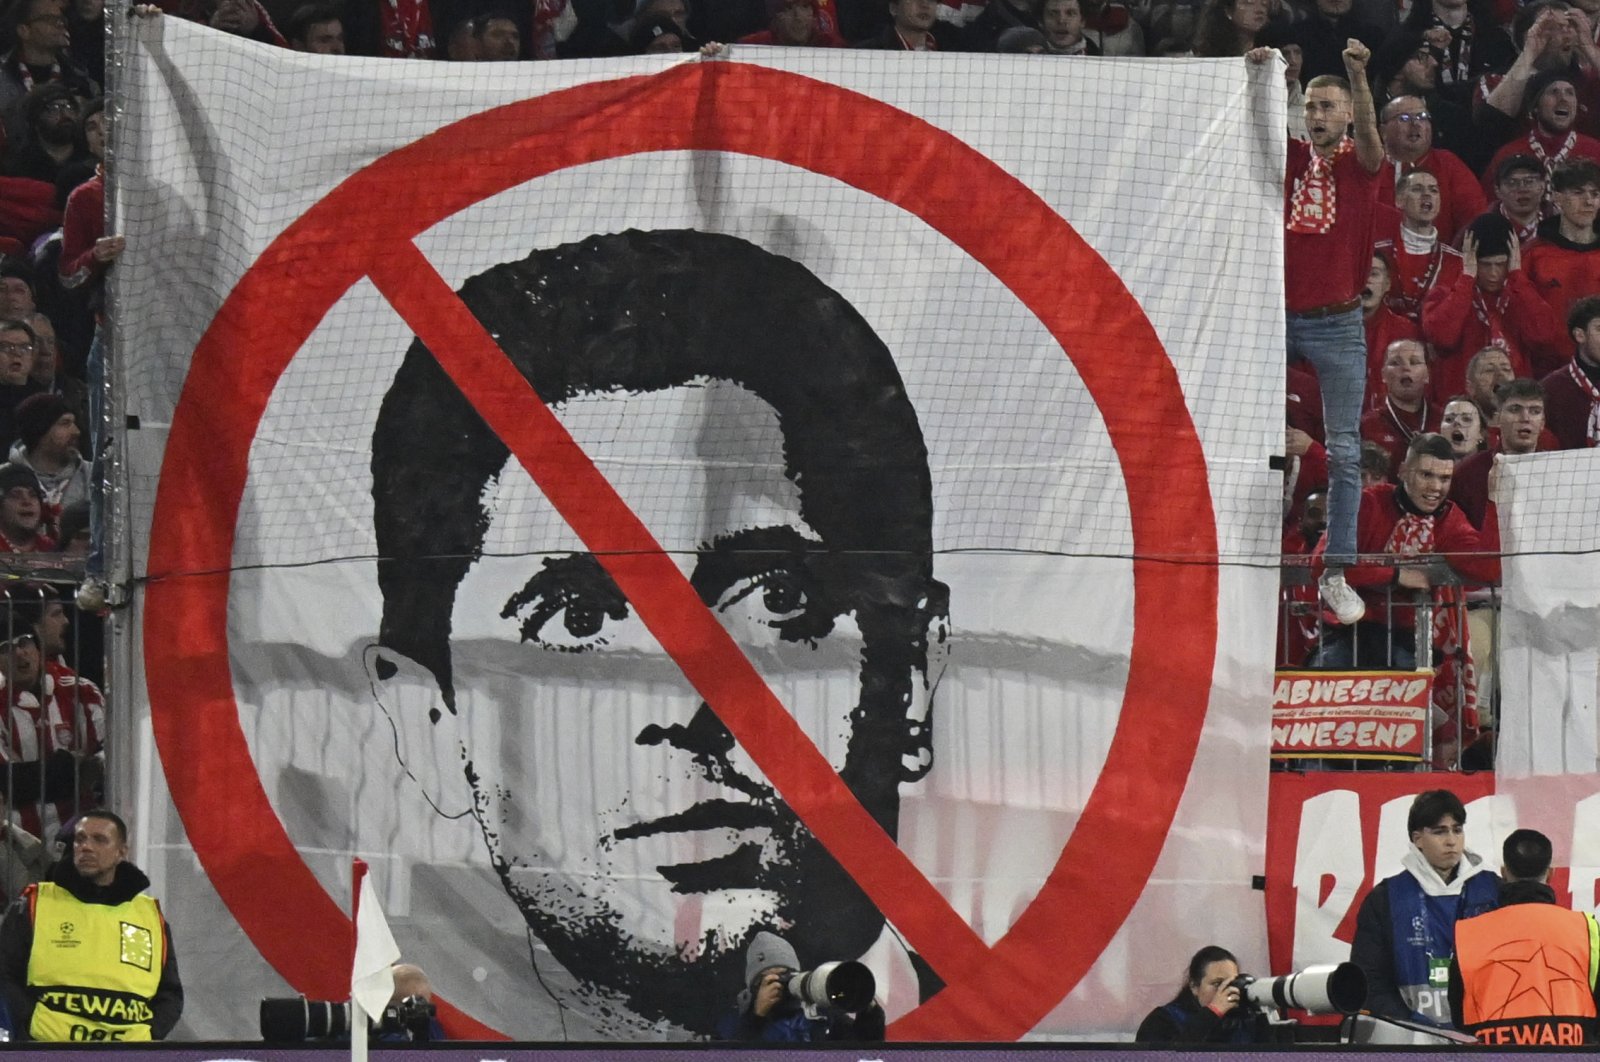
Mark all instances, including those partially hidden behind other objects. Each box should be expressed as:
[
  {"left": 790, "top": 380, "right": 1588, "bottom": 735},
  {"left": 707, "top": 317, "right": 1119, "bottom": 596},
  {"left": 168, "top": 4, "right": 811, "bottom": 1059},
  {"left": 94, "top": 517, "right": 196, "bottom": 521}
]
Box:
[{"left": 1135, "top": 946, "right": 1269, "bottom": 1043}]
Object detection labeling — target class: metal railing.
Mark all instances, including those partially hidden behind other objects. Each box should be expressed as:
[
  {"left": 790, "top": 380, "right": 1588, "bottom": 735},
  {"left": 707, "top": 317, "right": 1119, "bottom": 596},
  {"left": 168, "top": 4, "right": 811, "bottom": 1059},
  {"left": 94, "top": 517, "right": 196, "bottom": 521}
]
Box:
[
  {"left": 1277, "top": 559, "right": 1497, "bottom": 773},
  {"left": 0, "top": 568, "right": 108, "bottom": 906}
]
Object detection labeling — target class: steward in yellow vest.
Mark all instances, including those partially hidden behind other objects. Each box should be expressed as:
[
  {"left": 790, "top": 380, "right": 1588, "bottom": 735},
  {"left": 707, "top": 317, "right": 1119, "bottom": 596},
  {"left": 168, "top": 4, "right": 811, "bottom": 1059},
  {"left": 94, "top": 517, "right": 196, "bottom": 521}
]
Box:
[
  {"left": 1448, "top": 828, "right": 1600, "bottom": 1046},
  {"left": 0, "top": 811, "right": 182, "bottom": 1041}
]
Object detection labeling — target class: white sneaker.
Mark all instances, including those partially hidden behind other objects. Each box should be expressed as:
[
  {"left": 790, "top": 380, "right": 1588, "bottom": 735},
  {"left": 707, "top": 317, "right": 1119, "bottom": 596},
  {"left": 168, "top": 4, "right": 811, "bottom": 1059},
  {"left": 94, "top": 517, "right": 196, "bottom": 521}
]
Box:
[{"left": 1318, "top": 570, "right": 1365, "bottom": 625}]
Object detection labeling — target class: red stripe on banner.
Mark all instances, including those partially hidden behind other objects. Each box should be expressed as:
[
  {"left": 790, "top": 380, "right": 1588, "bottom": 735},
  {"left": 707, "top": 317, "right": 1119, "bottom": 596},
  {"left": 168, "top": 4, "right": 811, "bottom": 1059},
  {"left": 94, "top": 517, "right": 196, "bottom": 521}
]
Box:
[{"left": 143, "top": 60, "right": 1221, "bottom": 1040}]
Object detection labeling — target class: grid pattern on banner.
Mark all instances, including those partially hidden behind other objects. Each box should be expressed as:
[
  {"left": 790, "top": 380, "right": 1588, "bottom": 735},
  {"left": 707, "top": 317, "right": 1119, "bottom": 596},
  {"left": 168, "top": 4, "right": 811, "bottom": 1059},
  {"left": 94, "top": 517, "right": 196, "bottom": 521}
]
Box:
[{"left": 114, "top": 20, "right": 1285, "bottom": 585}]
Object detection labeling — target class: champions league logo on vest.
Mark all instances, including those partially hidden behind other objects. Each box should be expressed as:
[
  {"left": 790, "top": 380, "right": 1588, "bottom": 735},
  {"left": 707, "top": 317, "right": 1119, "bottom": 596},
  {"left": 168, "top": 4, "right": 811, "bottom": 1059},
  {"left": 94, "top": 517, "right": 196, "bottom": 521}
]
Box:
[{"left": 53, "top": 922, "right": 80, "bottom": 948}]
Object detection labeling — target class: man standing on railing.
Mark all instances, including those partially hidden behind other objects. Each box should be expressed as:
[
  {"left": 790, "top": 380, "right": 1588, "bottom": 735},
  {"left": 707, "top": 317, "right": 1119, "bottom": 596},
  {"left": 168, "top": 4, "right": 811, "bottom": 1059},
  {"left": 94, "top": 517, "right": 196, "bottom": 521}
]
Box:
[{"left": 1255, "top": 38, "right": 1386, "bottom": 628}]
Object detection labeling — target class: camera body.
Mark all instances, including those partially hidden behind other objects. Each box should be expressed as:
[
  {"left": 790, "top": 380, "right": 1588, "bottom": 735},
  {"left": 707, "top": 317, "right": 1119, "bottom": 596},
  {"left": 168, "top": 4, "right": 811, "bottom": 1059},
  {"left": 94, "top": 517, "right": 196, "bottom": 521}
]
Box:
[
  {"left": 382, "top": 993, "right": 437, "bottom": 1042},
  {"left": 259, "top": 994, "right": 438, "bottom": 1043}
]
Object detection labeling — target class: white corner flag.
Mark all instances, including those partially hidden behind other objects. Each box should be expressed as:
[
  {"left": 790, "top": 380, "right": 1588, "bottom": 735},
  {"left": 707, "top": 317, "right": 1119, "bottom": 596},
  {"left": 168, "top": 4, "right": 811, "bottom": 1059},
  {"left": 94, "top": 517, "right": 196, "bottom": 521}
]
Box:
[{"left": 351, "top": 859, "right": 399, "bottom": 1061}]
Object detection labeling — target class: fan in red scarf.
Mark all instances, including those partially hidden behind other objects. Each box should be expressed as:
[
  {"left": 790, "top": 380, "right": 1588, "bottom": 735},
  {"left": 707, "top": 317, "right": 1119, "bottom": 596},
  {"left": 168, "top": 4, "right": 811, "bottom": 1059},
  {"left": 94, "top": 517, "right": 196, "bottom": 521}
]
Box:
[
  {"left": 1364, "top": 252, "right": 1423, "bottom": 409},
  {"left": 1523, "top": 158, "right": 1600, "bottom": 322},
  {"left": 1378, "top": 170, "right": 1465, "bottom": 327},
  {"left": 1477, "top": 4, "right": 1600, "bottom": 145},
  {"left": 1542, "top": 292, "right": 1600, "bottom": 446},
  {"left": 1258, "top": 37, "right": 1387, "bottom": 627},
  {"left": 1363, "top": 338, "right": 1442, "bottom": 475},
  {"left": 1378, "top": 96, "right": 1485, "bottom": 244},
  {"left": 1422, "top": 212, "right": 1566, "bottom": 399},
  {"left": 1451, "top": 378, "right": 1547, "bottom": 527},
  {"left": 1471, "top": 154, "right": 1550, "bottom": 249},
  {"left": 1312, "top": 432, "right": 1500, "bottom": 768},
  {"left": 1481, "top": 68, "right": 1600, "bottom": 201}
]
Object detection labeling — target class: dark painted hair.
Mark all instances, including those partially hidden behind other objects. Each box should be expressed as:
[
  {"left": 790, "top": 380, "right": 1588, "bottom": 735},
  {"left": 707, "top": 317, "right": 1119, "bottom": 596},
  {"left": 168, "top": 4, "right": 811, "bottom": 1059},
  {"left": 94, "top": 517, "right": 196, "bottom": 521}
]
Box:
[
  {"left": 1502, "top": 828, "right": 1553, "bottom": 880},
  {"left": 1408, "top": 788, "right": 1467, "bottom": 834},
  {"left": 371, "top": 229, "right": 940, "bottom": 708}
]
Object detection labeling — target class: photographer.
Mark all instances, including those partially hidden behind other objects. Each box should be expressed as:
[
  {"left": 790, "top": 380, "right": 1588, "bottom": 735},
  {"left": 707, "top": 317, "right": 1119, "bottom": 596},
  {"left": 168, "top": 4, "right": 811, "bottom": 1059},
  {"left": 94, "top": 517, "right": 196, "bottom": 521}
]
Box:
[
  {"left": 1135, "top": 946, "right": 1270, "bottom": 1044},
  {"left": 714, "top": 932, "right": 884, "bottom": 1043},
  {"left": 377, "top": 963, "right": 442, "bottom": 1042}
]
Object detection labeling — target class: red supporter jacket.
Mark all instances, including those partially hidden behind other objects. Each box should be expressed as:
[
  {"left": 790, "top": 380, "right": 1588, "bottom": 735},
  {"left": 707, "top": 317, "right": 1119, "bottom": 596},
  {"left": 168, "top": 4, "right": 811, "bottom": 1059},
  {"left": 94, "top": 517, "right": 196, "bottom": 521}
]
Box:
[
  {"left": 1541, "top": 358, "right": 1600, "bottom": 448},
  {"left": 1361, "top": 400, "right": 1442, "bottom": 478},
  {"left": 1379, "top": 237, "right": 1465, "bottom": 325},
  {"left": 1316, "top": 482, "right": 1500, "bottom": 631},
  {"left": 1523, "top": 218, "right": 1600, "bottom": 331},
  {"left": 1421, "top": 271, "right": 1565, "bottom": 398},
  {"left": 1449, "top": 448, "right": 1496, "bottom": 529},
  {"left": 1481, "top": 128, "right": 1600, "bottom": 199},
  {"left": 1287, "top": 365, "right": 1325, "bottom": 442},
  {"left": 58, "top": 171, "right": 104, "bottom": 291},
  {"left": 1364, "top": 305, "right": 1423, "bottom": 409},
  {"left": 1382, "top": 152, "right": 1486, "bottom": 248}
]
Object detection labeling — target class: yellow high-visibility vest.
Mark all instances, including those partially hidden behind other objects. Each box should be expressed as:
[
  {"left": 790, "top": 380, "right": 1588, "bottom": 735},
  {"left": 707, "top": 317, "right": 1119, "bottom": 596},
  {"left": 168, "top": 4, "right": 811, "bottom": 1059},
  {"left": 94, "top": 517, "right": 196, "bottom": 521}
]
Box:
[{"left": 25, "top": 881, "right": 165, "bottom": 1042}]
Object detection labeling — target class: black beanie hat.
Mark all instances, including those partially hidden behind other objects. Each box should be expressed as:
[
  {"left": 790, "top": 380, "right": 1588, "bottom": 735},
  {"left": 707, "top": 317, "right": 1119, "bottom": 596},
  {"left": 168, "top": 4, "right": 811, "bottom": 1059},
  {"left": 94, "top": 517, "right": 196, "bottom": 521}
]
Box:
[
  {"left": 15, "top": 393, "right": 71, "bottom": 452},
  {"left": 1467, "top": 212, "right": 1514, "bottom": 259}
]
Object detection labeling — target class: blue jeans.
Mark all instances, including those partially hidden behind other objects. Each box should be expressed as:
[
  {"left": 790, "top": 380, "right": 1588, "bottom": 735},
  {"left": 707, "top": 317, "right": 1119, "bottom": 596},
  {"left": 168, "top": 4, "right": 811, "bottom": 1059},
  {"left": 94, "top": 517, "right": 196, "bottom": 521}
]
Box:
[{"left": 1286, "top": 306, "right": 1365, "bottom": 567}]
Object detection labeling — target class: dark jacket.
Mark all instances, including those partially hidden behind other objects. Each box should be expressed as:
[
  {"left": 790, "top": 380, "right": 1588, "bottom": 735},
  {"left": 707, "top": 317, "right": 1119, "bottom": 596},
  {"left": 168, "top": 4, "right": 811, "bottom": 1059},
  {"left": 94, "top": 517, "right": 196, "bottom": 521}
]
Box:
[
  {"left": 0, "top": 859, "right": 183, "bottom": 1039},
  {"left": 1135, "top": 989, "right": 1268, "bottom": 1044},
  {"left": 715, "top": 998, "right": 885, "bottom": 1042}
]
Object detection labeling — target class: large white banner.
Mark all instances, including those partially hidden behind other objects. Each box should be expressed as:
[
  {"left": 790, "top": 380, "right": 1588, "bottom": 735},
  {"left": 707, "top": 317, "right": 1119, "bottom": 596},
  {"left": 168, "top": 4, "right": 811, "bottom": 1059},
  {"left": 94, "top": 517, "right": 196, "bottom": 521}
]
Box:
[
  {"left": 1498, "top": 450, "right": 1600, "bottom": 778},
  {"left": 115, "top": 20, "right": 1286, "bottom": 1040}
]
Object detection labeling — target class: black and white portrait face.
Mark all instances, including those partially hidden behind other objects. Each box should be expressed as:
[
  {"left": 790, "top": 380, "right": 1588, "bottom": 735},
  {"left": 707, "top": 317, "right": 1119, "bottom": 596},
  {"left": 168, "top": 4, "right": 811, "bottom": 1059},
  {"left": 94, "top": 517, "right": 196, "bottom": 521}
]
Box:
[{"left": 367, "top": 230, "right": 948, "bottom": 1032}]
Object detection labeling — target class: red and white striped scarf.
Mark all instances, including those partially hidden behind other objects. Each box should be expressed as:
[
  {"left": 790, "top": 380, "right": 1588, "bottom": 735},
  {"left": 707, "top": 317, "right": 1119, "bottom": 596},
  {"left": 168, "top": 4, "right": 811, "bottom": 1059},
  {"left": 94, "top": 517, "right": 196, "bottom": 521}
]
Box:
[
  {"left": 1383, "top": 511, "right": 1478, "bottom": 766},
  {"left": 1568, "top": 359, "right": 1600, "bottom": 445},
  {"left": 1288, "top": 138, "right": 1352, "bottom": 235}
]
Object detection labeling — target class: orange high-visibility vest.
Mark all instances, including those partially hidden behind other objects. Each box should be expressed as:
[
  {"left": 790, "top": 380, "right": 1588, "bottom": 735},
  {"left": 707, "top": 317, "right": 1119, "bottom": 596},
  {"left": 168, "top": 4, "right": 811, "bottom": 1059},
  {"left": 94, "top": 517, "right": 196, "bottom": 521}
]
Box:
[{"left": 1457, "top": 903, "right": 1600, "bottom": 1047}]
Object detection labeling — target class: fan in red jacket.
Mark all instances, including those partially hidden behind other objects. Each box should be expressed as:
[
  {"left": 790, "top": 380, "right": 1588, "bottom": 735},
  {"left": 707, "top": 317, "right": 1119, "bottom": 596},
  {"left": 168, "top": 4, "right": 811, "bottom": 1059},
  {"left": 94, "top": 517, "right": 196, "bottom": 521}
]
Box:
[
  {"left": 1312, "top": 432, "right": 1499, "bottom": 765},
  {"left": 1470, "top": 154, "right": 1549, "bottom": 250},
  {"left": 1379, "top": 96, "right": 1486, "bottom": 244},
  {"left": 1523, "top": 159, "right": 1600, "bottom": 330},
  {"left": 738, "top": 0, "right": 846, "bottom": 45},
  {"left": 1451, "top": 378, "right": 1547, "bottom": 528},
  {"left": 1364, "top": 252, "right": 1424, "bottom": 408},
  {"left": 1440, "top": 394, "right": 1488, "bottom": 460},
  {"left": 1378, "top": 171, "right": 1465, "bottom": 329},
  {"left": 1363, "top": 338, "right": 1442, "bottom": 475},
  {"left": 1542, "top": 292, "right": 1600, "bottom": 447},
  {"left": 1422, "top": 213, "right": 1566, "bottom": 399}
]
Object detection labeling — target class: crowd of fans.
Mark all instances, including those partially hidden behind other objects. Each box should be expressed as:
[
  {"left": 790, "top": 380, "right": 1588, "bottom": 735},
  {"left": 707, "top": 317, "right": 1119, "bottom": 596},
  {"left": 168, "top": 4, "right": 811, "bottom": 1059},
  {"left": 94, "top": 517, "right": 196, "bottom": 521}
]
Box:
[{"left": 0, "top": 0, "right": 108, "bottom": 859}]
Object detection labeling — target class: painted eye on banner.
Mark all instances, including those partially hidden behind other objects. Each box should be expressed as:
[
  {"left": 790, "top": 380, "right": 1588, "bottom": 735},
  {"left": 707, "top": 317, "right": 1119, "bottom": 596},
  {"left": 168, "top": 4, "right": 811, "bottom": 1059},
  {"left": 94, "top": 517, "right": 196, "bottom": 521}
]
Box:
[
  {"left": 718, "top": 570, "right": 808, "bottom": 624},
  {"left": 501, "top": 555, "right": 632, "bottom": 652}
]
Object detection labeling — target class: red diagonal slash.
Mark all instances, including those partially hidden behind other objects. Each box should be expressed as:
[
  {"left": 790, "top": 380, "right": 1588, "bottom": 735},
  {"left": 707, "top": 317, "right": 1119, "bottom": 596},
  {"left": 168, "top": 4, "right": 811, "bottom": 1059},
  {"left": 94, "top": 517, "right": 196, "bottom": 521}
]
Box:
[{"left": 364, "top": 238, "right": 990, "bottom": 973}]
